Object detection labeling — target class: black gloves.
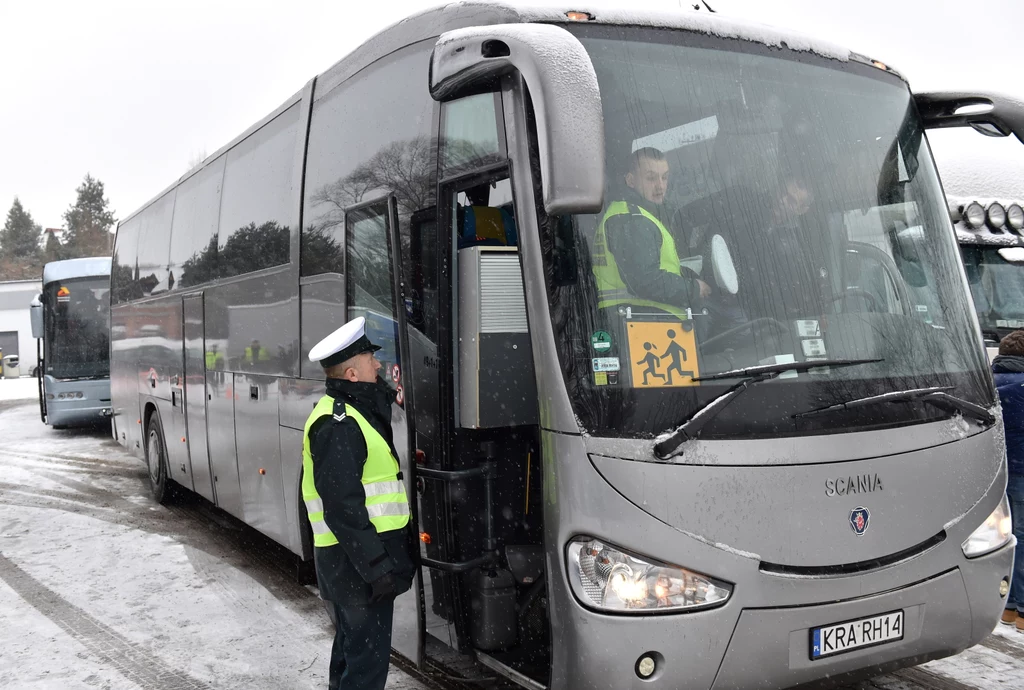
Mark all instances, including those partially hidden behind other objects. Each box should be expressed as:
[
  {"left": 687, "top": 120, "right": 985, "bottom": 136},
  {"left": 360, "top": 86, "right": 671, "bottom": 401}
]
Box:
[{"left": 369, "top": 573, "right": 397, "bottom": 603}]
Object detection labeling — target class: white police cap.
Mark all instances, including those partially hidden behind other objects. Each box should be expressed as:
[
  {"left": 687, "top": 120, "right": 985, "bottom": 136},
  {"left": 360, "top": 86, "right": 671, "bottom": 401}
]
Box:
[{"left": 307, "top": 316, "right": 382, "bottom": 367}]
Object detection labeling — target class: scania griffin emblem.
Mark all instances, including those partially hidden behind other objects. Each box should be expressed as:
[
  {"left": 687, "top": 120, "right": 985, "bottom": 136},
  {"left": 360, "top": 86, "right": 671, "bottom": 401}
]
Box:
[{"left": 850, "top": 506, "right": 870, "bottom": 536}]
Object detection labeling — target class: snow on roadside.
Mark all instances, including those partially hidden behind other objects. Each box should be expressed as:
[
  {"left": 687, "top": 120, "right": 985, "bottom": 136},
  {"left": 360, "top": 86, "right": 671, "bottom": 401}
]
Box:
[
  {"left": 0, "top": 376, "right": 37, "bottom": 401},
  {"left": 0, "top": 401, "right": 427, "bottom": 689}
]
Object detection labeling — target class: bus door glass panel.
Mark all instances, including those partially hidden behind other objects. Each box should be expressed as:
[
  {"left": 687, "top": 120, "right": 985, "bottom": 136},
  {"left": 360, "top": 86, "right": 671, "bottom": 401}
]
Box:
[
  {"left": 346, "top": 197, "right": 421, "bottom": 662},
  {"left": 413, "top": 91, "right": 510, "bottom": 649},
  {"left": 183, "top": 293, "right": 215, "bottom": 502}
]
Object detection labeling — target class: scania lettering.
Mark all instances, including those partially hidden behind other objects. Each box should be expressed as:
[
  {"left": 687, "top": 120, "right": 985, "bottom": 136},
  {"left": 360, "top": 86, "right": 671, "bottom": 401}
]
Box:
[
  {"left": 109, "top": 3, "right": 1022, "bottom": 688},
  {"left": 30, "top": 257, "right": 112, "bottom": 427}
]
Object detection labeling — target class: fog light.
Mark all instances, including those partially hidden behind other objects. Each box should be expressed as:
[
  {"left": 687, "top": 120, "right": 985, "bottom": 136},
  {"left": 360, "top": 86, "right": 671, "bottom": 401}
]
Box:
[
  {"left": 964, "top": 201, "right": 986, "bottom": 229},
  {"left": 636, "top": 655, "right": 656, "bottom": 679},
  {"left": 1008, "top": 203, "right": 1024, "bottom": 231},
  {"left": 1001, "top": 578, "right": 1010, "bottom": 598},
  {"left": 988, "top": 202, "right": 1007, "bottom": 229}
]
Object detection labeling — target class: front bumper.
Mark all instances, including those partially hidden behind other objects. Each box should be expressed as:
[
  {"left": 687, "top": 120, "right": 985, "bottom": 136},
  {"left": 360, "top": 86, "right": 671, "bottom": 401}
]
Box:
[{"left": 550, "top": 541, "right": 1012, "bottom": 690}]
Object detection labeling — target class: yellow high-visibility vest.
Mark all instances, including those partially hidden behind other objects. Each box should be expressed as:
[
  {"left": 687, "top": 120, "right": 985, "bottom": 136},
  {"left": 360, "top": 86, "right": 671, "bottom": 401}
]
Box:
[
  {"left": 592, "top": 200, "right": 688, "bottom": 321},
  {"left": 301, "top": 395, "right": 409, "bottom": 547}
]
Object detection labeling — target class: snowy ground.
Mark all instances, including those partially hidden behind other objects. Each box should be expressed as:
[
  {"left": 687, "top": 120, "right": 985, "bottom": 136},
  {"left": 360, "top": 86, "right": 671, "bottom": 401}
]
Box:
[
  {"left": 0, "top": 399, "right": 430, "bottom": 690},
  {"left": 1, "top": 393, "right": 1022, "bottom": 690}
]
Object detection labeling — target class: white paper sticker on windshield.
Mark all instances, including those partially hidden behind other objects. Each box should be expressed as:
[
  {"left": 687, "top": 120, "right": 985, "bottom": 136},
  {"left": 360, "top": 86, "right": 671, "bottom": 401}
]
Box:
[
  {"left": 801, "top": 339, "right": 827, "bottom": 358},
  {"left": 592, "top": 357, "right": 621, "bottom": 373},
  {"left": 796, "top": 320, "right": 820, "bottom": 338}
]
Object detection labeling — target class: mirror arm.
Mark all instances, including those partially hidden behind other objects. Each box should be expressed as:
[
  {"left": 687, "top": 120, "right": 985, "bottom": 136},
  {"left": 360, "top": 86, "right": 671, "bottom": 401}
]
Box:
[{"left": 915, "top": 91, "right": 1024, "bottom": 145}]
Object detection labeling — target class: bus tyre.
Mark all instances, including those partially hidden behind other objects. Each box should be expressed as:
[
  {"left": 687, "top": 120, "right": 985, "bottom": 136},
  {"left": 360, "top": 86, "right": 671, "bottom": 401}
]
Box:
[{"left": 146, "top": 416, "right": 176, "bottom": 505}]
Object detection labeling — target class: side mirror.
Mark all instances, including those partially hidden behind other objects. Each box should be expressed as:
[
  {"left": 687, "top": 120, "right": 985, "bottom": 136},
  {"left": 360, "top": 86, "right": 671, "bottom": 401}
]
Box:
[
  {"left": 430, "top": 24, "right": 605, "bottom": 215},
  {"left": 30, "top": 293, "right": 43, "bottom": 339},
  {"left": 710, "top": 234, "right": 738, "bottom": 295},
  {"left": 915, "top": 91, "right": 1024, "bottom": 145}
]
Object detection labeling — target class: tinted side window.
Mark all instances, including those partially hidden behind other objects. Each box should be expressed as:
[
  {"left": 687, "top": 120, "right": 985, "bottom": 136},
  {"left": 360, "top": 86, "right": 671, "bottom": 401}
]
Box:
[
  {"left": 302, "top": 43, "right": 436, "bottom": 277},
  {"left": 135, "top": 192, "right": 175, "bottom": 296},
  {"left": 112, "top": 217, "right": 141, "bottom": 304},
  {"left": 218, "top": 104, "right": 300, "bottom": 278},
  {"left": 170, "top": 157, "right": 225, "bottom": 289}
]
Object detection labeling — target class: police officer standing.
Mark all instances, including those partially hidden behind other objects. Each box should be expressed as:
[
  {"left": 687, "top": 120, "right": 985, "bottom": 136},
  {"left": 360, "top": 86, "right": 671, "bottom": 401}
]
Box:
[{"left": 302, "top": 316, "right": 415, "bottom": 690}]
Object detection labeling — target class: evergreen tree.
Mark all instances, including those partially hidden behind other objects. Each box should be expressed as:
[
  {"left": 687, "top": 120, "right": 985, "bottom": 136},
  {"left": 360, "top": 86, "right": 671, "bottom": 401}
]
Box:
[
  {"left": 0, "top": 197, "right": 43, "bottom": 259},
  {"left": 43, "top": 228, "right": 66, "bottom": 263},
  {"left": 62, "top": 174, "right": 116, "bottom": 258}
]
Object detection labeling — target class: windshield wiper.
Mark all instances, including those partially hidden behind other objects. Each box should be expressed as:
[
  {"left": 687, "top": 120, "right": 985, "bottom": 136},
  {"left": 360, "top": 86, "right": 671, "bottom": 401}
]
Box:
[
  {"left": 652, "top": 358, "right": 882, "bottom": 460},
  {"left": 793, "top": 386, "right": 995, "bottom": 426}
]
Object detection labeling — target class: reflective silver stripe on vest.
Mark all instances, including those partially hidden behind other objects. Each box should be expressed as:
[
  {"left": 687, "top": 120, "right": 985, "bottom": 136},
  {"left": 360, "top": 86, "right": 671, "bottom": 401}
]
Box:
[
  {"left": 304, "top": 497, "right": 324, "bottom": 514},
  {"left": 310, "top": 521, "right": 333, "bottom": 535},
  {"left": 598, "top": 288, "right": 635, "bottom": 301},
  {"left": 363, "top": 480, "right": 405, "bottom": 498},
  {"left": 366, "top": 502, "right": 411, "bottom": 519}
]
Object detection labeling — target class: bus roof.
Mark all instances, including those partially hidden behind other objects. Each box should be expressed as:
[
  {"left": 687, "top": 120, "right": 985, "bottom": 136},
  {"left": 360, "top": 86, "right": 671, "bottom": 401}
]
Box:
[
  {"left": 118, "top": 1, "right": 880, "bottom": 228},
  {"left": 42, "top": 257, "right": 112, "bottom": 285}
]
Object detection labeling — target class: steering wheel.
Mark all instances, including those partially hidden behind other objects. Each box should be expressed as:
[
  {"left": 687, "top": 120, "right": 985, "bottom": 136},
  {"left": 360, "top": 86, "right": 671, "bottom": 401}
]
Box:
[
  {"left": 835, "top": 287, "right": 882, "bottom": 313},
  {"left": 701, "top": 316, "right": 788, "bottom": 351}
]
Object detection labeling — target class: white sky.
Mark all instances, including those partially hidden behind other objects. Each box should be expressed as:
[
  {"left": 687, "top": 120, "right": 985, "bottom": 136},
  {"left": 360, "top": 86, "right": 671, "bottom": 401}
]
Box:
[{"left": 1, "top": 0, "right": 1022, "bottom": 233}]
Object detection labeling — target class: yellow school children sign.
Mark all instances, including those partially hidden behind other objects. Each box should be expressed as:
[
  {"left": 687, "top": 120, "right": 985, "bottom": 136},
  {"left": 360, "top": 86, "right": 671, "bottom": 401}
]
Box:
[{"left": 626, "top": 321, "right": 700, "bottom": 387}]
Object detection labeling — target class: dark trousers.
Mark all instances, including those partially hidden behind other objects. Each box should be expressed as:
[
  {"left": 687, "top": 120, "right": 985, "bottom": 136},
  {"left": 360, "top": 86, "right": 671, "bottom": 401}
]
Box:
[{"left": 328, "top": 598, "right": 394, "bottom": 690}]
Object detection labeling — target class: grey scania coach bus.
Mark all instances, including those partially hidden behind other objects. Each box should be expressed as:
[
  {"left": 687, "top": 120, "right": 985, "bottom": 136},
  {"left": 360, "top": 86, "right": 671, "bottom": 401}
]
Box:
[
  {"left": 952, "top": 197, "right": 1024, "bottom": 359},
  {"left": 109, "top": 3, "right": 1024, "bottom": 688},
  {"left": 31, "top": 257, "right": 112, "bottom": 427}
]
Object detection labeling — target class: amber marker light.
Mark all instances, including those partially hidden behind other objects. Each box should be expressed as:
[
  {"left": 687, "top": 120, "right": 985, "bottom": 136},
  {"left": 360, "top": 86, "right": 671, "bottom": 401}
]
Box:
[
  {"left": 871, "top": 60, "right": 888, "bottom": 71},
  {"left": 565, "top": 10, "right": 592, "bottom": 21},
  {"left": 420, "top": 532, "right": 432, "bottom": 544}
]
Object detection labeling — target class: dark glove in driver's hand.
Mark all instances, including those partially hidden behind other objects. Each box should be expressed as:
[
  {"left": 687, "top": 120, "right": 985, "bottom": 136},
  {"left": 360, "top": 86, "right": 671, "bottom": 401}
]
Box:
[{"left": 369, "top": 573, "right": 397, "bottom": 603}]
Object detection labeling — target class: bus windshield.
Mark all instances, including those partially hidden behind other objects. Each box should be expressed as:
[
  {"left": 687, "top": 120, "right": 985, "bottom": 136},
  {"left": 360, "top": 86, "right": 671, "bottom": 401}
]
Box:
[
  {"left": 961, "top": 245, "right": 1024, "bottom": 338},
  {"left": 542, "top": 25, "right": 990, "bottom": 441},
  {"left": 44, "top": 276, "right": 110, "bottom": 379}
]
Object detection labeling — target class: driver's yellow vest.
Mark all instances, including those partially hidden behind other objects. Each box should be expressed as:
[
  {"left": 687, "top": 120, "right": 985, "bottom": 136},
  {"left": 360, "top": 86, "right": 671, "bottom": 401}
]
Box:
[
  {"left": 592, "top": 201, "right": 688, "bottom": 320},
  {"left": 302, "top": 396, "right": 410, "bottom": 547}
]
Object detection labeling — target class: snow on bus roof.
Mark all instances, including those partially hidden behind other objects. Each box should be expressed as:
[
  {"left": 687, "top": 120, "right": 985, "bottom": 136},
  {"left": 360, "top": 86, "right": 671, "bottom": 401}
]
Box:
[
  {"left": 42, "top": 257, "right": 112, "bottom": 286},
  {"left": 506, "top": 2, "right": 852, "bottom": 61}
]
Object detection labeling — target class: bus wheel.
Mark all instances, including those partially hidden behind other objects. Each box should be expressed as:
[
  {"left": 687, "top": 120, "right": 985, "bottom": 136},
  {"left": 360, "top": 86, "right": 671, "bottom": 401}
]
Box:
[{"left": 146, "top": 416, "right": 176, "bottom": 505}]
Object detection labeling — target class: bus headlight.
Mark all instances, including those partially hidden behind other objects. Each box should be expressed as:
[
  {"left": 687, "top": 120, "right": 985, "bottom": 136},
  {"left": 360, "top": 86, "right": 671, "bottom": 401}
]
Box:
[
  {"left": 566, "top": 538, "right": 732, "bottom": 612},
  {"left": 961, "top": 495, "right": 1013, "bottom": 558}
]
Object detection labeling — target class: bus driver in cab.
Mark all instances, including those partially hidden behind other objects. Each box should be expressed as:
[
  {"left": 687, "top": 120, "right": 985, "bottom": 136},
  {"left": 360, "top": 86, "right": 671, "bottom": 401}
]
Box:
[{"left": 592, "top": 147, "right": 710, "bottom": 324}]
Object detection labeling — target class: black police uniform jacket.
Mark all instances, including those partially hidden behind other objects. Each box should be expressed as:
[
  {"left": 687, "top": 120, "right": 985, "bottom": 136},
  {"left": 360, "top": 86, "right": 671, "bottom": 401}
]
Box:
[{"left": 308, "top": 376, "right": 416, "bottom": 605}]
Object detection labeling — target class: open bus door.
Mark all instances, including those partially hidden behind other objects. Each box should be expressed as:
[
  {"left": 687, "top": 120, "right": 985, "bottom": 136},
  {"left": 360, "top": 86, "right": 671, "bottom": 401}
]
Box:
[{"left": 30, "top": 293, "right": 45, "bottom": 423}]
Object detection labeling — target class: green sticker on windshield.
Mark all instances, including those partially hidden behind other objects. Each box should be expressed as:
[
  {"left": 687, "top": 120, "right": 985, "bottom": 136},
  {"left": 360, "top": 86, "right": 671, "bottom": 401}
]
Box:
[{"left": 591, "top": 330, "right": 612, "bottom": 352}]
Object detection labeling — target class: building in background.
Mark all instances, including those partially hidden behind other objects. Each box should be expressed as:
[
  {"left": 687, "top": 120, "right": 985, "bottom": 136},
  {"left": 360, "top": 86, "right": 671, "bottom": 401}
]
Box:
[{"left": 0, "top": 278, "right": 42, "bottom": 375}]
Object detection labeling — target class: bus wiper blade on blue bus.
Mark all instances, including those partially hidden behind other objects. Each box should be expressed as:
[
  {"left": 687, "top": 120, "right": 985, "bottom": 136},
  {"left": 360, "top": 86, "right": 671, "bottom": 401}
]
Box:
[
  {"left": 652, "top": 358, "right": 882, "bottom": 460},
  {"left": 792, "top": 386, "right": 996, "bottom": 426}
]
